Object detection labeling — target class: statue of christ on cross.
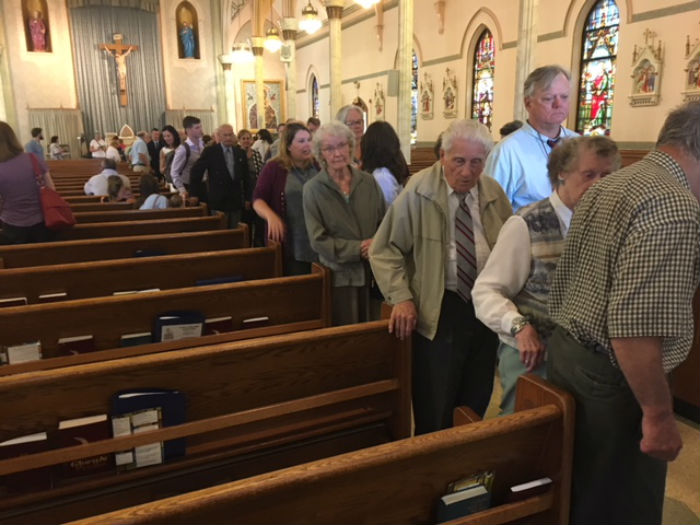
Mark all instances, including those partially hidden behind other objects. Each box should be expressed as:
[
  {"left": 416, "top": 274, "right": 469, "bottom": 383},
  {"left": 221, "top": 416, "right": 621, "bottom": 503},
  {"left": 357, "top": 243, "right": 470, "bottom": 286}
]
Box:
[{"left": 100, "top": 34, "right": 139, "bottom": 106}]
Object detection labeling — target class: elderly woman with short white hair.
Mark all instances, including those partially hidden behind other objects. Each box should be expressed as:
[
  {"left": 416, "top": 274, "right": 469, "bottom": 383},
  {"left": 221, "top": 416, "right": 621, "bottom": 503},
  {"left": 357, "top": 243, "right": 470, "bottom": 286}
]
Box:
[{"left": 303, "top": 121, "right": 386, "bottom": 326}]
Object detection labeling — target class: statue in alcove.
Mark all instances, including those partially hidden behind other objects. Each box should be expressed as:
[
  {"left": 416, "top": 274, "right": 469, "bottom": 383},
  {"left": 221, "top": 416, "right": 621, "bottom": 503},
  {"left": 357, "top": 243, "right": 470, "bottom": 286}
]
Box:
[
  {"left": 176, "top": 1, "right": 200, "bottom": 59},
  {"left": 23, "top": 0, "right": 51, "bottom": 53}
]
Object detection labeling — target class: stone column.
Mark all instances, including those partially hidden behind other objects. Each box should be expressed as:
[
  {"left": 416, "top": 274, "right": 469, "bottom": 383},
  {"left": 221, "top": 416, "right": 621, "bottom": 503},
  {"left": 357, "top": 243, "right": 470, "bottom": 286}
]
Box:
[
  {"left": 251, "top": 36, "right": 266, "bottom": 129},
  {"left": 325, "top": 0, "right": 344, "bottom": 117},
  {"left": 281, "top": 17, "right": 298, "bottom": 120},
  {"left": 218, "top": 54, "right": 236, "bottom": 127},
  {"left": 514, "top": 0, "right": 538, "bottom": 120},
  {"left": 397, "top": 0, "right": 414, "bottom": 162}
]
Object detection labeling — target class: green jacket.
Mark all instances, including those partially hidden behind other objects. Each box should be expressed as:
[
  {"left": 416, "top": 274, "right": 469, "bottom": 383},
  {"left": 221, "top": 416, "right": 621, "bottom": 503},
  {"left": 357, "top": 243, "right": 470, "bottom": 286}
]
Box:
[
  {"left": 304, "top": 166, "right": 386, "bottom": 287},
  {"left": 369, "top": 160, "right": 512, "bottom": 340}
]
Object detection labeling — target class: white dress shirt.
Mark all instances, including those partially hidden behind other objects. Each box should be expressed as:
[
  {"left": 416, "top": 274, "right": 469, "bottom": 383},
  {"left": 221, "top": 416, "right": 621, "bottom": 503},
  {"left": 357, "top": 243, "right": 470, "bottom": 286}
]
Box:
[
  {"left": 472, "top": 191, "right": 571, "bottom": 346},
  {"left": 444, "top": 177, "right": 490, "bottom": 294}
]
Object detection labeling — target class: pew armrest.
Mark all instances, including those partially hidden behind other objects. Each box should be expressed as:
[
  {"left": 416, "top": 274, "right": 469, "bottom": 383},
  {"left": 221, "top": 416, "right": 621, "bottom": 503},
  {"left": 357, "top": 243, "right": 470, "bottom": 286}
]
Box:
[{"left": 453, "top": 406, "right": 482, "bottom": 425}]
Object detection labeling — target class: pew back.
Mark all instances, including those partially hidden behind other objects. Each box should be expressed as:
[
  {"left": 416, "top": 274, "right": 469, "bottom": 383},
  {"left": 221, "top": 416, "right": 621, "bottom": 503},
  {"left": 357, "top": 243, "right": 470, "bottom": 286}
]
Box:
[
  {"left": 72, "top": 205, "right": 207, "bottom": 223},
  {"left": 0, "top": 244, "right": 282, "bottom": 304},
  {"left": 0, "top": 228, "right": 248, "bottom": 269},
  {"left": 0, "top": 321, "right": 411, "bottom": 524},
  {"left": 53, "top": 214, "right": 226, "bottom": 240},
  {"left": 66, "top": 375, "right": 573, "bottom": 525}
]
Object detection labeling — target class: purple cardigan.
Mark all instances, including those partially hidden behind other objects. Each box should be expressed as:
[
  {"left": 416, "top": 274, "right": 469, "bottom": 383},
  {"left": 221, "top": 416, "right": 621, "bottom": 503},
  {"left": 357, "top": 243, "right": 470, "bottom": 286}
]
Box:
[{"left": 252, "top": 159, "right": 289, "bottom": 220}]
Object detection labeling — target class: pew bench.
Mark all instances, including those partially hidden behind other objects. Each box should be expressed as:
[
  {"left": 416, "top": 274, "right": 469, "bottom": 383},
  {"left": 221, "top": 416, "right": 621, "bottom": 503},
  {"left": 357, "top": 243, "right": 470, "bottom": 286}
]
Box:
[
  {"left": 0, "top": 244, "right": 282, "bottom": 304},
  {"left": 0, "top": 321, "right": 411, "bottom": 524},
  {"left": 0, "top": 264, "right": 331, "bottom": 375},
  {"left": 0, "top": 228, "right": 248, "bottom": 269},
  {"left": 71, "top": 204, "right": 207, "bottom": 223},
  {"left": 66, "top": 375, "right": 573, "bottom": 525},
  {"left": 53, "top": 213, "right": 226, "bottom": 240}
]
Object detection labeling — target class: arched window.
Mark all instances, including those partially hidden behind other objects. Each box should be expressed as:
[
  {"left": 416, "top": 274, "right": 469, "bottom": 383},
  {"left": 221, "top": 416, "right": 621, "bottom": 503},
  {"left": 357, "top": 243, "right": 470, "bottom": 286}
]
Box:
[
  {"left": 471, "top": 29, "right": 495, "bottom": 130},
  {"left": 411, "top": 50, "right": 418, "bottom": 144},
  {"left": 310, "top": 75, "right": 320, "bottom": 118},
  {"left": 576, "top": 0, "right": 619, "bottom": 135}
]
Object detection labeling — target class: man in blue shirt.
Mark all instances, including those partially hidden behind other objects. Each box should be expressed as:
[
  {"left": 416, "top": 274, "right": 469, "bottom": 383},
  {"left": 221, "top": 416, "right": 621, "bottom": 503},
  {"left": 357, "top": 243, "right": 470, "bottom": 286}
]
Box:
[
  {"left": 129, "top": 131, "right": 150, "bottom": 173},
  {"left": 24, "top": 127, "right": 45, "bottom": 161},
  {"left": 485, "top": 65, "right": 577, "bottom": 211}
]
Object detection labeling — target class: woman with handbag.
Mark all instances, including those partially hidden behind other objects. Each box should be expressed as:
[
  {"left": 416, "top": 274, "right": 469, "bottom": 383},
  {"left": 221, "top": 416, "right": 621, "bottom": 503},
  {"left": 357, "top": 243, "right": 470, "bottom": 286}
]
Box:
[{"left": 0, "top": 121, "right": 57, "bottom": 244}]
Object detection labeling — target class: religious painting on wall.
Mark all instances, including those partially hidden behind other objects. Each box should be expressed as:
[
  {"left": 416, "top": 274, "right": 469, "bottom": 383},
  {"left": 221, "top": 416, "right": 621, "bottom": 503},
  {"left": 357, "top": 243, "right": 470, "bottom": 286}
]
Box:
[
  {"left": 420, "top": 72, "right": 434, "bottom": 120},
  {"left": 176, "top": 1, "right": 200, "bottom": 59},
  {"left": 373, "top": 82, "right": 385, "bottom": 121},
  {"left": 629, "top": 29, "right": 663, "bottom": 107},
  {"left": 576, "top": 0, "right": 618, "bottom": 135},
  {"left": 471, "top": 29, "right": 495, "bottom": 130},
  {"left": 242, "top": 80, "right": 284, "bottom": 130},
  {"left": 442, "top": 67, "right": 457, "bottom": 118},
  {"left": 683, "top": 36, "right": 700, "bottom": 103},
  {"left": 22, "top": 0, "right": 51, "bottom": 53}
]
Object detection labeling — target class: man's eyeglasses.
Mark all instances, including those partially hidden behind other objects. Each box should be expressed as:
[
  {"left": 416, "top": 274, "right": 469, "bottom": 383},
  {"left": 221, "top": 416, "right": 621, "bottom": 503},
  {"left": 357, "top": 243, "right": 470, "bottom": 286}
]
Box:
[{"left": 345, "top": 119, "right": 364, "bottom": 127}]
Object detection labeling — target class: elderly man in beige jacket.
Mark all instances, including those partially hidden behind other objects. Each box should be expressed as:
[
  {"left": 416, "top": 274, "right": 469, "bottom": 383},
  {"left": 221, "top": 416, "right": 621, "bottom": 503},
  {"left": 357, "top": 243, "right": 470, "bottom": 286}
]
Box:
[{"left": 370, "top": 119, "right": 511, "bottom": 435}]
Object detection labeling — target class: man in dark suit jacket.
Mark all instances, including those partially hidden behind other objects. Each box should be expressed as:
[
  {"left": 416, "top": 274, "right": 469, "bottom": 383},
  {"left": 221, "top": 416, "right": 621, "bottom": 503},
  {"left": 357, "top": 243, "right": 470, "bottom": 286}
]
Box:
[
  {"left": 190, "top": 124, "right": 250, "bottom": 228},
  {"left": 148, "top": 128, "right": 163, "bottom": 180}
]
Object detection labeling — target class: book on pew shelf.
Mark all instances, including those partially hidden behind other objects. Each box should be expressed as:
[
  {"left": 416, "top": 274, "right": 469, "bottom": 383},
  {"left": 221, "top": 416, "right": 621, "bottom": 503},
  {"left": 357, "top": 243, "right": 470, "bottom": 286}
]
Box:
[
  {"left": 120, "top": 331, "right": 154, "bottom": 347},
  {"left": 1, "top": 341, "right": 42, "bottom": 365},
  {"left": 0, "top": 296, "right": 28, "bottom": 308},
  {"left": 195, "top": 275, "right": 244, "bottom": 286},
  {"left": 133, "top": 249, "right": 167, "bottom": 257},
  {"left": 154, "top": 311, "right": 204, "bottom": 342},
  {"left": 446, "top": 470, "right": 495, "bottom": 494},
  {"left": 37, "top": 292, "right": 68, "bottom": 303},
  {"left": 113, "top": 288, "right": 161, "bottom": 296},
  {"left": 56, "top": 335, "right": 95, "bottom": 356},
  {"left": 110, "top": 389, "right": 186, "bottom": 471},
  {"left": 505, "top": 476, "right": 552, "bottom": 502},
  {"left": 435, "top": 483, "right": 491, "bottom": 523},
  {"left": 204, "top": 316, "right": 235, "bottom": 335},
  {"left": 241, "top": 316, "right": 270, "bottom": 329},
  {"left": 0, "top": 432, "right": 52, "bottom": 492},
  {"left": 55, "top": 414, "right": 113, "bottom": 478}
]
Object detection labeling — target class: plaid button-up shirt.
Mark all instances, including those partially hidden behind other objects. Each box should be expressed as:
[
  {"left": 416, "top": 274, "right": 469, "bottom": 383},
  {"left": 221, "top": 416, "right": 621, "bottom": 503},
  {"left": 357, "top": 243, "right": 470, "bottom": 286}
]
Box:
[{"left": 550, "top": 151, "right": 700, "bottom": 372}]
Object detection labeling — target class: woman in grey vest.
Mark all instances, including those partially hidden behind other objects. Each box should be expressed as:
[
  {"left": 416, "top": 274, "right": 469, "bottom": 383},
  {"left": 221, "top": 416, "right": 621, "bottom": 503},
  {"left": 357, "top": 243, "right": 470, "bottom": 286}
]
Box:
[{"left": 472, "top": 136, "right": 620, "bottom": 414}]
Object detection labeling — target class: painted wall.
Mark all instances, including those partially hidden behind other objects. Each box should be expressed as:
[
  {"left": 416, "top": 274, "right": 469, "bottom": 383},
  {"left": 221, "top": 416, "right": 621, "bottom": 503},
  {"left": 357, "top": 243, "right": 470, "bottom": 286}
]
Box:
[
  {"left": 1, "top": 0, "right": 77, "bottom": 141},
  {"left": 292, "top": 0, "right": 698, "bottom": 149},
  {"left": 160, "top": 0, "right": 217, "bottom": 114}
]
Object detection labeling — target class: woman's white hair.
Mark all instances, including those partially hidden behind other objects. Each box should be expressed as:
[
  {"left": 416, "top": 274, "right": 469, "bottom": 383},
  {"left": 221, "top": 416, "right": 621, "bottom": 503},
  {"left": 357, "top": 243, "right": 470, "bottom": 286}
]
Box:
[{"left": 312, "top": 120, "right": 356, "bottom": 163}]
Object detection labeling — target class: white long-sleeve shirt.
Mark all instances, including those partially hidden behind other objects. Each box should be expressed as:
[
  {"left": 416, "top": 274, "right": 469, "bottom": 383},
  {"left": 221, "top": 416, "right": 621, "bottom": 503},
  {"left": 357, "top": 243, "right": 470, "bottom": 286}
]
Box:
[{"left": 472, "top": 191, "right": 571, "bottom": 347}]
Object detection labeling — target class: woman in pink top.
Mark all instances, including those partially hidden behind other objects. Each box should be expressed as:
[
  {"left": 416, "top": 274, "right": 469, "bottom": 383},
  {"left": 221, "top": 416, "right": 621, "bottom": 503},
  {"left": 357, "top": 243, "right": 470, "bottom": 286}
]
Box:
[{"left": 0, "top": 121, "right": 55, "bottom": 244}]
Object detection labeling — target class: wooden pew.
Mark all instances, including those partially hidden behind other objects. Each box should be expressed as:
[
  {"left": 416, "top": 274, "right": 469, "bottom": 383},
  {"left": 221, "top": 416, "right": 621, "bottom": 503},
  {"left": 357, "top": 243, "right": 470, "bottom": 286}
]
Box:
[
  {"left": 0, "top": 264, "right": 331, "bottom": 375},
  {"left": 0, "top": 321, "right": 411, "bottom": 524},
  {"left": 72, "top": 205, "right": 207, "bottom": 223},
  {"left": 409, "top": 146, "right": 437, "bottom": 176},
  {"left": 53, "top": 214, "right": 226, "bottom": 240},
  {"left": 66, "top": 375, "right": 574, "bottom": 525},
  {"left": 69, "top": 201, "right": 134, "bottom": 212},
  {"left": 0, "top": 228, "right": 248, "bottom": 269},
  {"left": 0, "top": 244, "right": 282, "bottom": 304}
]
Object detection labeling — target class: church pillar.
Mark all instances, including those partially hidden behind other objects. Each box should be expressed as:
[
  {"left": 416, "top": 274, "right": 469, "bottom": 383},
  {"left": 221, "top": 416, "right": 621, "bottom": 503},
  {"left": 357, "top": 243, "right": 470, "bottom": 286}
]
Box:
[
  {"left": 210, "top": 0, "right": 226, "bottom": 126},
  {"left": 218, "top": 56, "right": 236, "bottom": 127},
  {"left": 0, "top": 2, "right": 17, "bottom": 128},
  {"left": 397, "top": 0, "right": 413, "bottom": 163},
  {"left": 514, "top": 0, "right": 538, "bottom": 119},
  {"left": 251, "top": 37, "right": 266, "bottom": 129},
  {"left": 281, "top": 19, "right": 298, "bottom": 120},
  {"left": 325, "top": 0, "right": 344, "bottom": 117}
]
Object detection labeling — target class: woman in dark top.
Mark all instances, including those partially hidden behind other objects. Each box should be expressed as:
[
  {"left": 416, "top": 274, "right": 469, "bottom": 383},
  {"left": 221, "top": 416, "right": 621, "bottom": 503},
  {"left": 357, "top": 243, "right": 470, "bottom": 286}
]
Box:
[
  {"left": 252, "top": 122, "right": 319, "bottom": 275},
  {"left": 0, "top": 121, "right": 55, "bottom": 244}
]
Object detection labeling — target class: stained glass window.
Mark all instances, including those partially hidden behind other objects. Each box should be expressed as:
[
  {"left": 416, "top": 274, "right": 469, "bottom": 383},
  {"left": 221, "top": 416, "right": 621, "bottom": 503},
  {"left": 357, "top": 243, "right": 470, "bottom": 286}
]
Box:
[
  {"left": 311, "top": 75, "right": 320, "bottom": 118},
  {"left": 411, "top": 50, "right": 418, "bottom": 144},
  {"left": 576, "top": 0, "right": 619, "bottom": 135},
  {"left": 471, "top": 29, "right": 495, "bottom": 130}
]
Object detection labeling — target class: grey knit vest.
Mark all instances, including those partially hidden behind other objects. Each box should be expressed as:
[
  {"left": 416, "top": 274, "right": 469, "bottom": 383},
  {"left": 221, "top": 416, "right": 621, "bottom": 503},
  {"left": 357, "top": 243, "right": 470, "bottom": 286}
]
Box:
[{"left": 512, "top": 198, "right": 565, "bottom": 340}]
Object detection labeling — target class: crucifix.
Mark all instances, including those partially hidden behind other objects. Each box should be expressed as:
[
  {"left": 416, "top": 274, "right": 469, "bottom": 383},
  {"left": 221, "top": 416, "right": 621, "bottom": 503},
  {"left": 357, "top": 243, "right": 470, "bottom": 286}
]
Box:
[{"left": 99, "top": 34, "right": 139, "bottom": 106}]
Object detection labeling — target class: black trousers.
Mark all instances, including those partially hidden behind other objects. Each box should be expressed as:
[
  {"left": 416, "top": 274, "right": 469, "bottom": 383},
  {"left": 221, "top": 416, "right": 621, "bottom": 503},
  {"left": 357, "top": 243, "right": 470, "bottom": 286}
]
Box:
[
  {"left": 411, "top": 290, "right": 498, "bottom": 435},
  {"left": 0, "top": 221, "right": 54, "bottom": 244}
]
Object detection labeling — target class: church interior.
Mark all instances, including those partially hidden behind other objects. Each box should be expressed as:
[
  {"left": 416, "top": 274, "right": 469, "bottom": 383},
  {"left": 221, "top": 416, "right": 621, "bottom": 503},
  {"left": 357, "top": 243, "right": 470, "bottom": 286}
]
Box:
[{"left": 0, "top": 0, "right": 699, "bottom": 523}]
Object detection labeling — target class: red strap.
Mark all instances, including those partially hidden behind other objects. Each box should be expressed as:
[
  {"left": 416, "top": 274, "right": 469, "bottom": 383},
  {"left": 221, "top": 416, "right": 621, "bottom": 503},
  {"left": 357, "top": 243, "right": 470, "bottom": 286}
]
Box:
[{"left": 29, "top": 153, "right": 45, "bottom": 188}]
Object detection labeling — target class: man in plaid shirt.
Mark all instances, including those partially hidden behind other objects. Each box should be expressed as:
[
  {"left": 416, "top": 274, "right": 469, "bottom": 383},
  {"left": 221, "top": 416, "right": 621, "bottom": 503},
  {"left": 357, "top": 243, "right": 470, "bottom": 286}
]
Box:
[{"left": 548, "top": 102, "right": 700, "bottom": 525}]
